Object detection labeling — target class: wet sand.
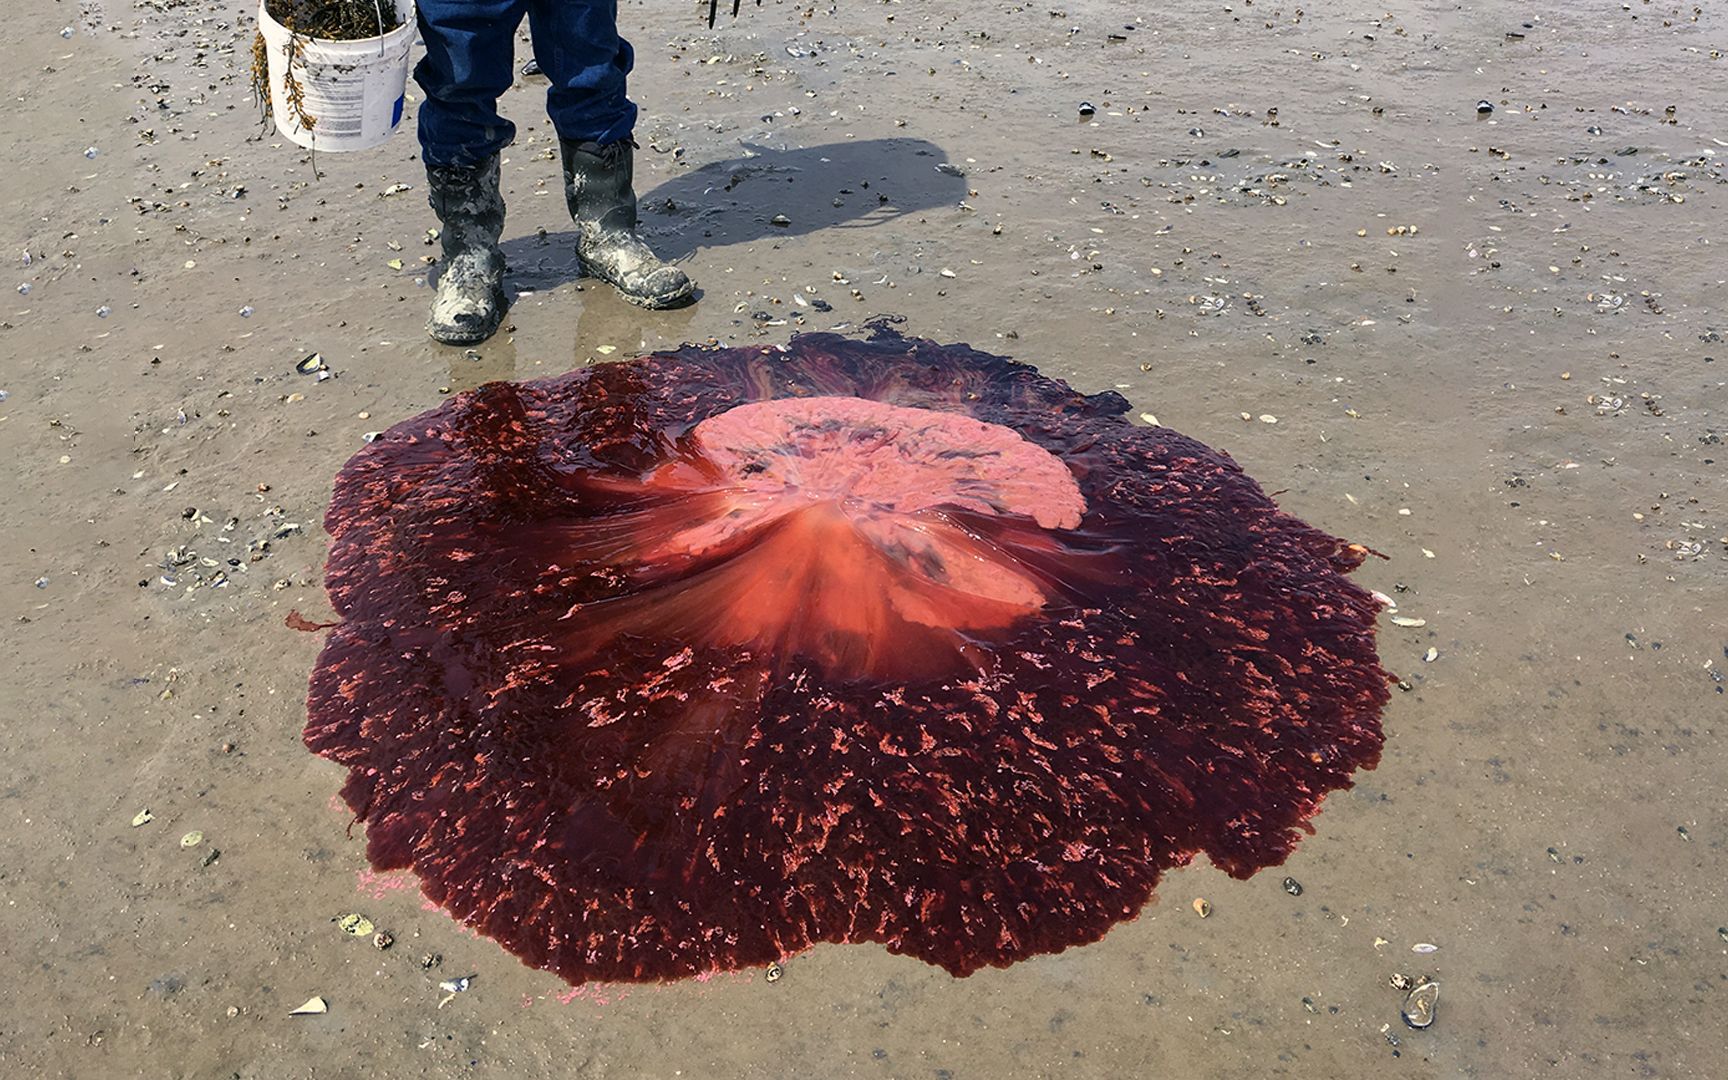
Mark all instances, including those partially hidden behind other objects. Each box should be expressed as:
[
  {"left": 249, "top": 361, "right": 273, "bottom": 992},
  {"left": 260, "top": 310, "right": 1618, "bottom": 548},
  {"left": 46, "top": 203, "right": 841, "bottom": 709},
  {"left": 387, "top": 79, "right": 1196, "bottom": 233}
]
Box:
[{"left": 2, "top": 1, "right": 1724, "bottom": 1076}]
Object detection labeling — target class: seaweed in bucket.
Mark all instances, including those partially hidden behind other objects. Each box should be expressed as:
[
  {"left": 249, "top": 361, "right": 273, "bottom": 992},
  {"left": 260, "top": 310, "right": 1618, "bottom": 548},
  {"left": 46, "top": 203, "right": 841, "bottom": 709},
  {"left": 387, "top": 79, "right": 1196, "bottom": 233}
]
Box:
[{"left": 264, "top": 0, "right": 404, "bottom": 41}]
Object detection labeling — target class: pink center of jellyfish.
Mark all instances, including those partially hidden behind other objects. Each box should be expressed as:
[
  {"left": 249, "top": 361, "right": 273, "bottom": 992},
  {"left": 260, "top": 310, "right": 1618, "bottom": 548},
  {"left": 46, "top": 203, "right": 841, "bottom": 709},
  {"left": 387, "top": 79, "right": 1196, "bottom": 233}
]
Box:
[{"left": 568, "top": 397, "right": 1087, "bottom": 680}]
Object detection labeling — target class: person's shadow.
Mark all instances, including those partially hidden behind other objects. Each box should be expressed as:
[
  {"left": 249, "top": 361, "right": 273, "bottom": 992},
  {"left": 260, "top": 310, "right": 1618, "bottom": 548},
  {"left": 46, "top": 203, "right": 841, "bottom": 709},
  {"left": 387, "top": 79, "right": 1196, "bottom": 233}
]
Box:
[{"left": 501, "top": 138, "right": 967, "bottom": 294}]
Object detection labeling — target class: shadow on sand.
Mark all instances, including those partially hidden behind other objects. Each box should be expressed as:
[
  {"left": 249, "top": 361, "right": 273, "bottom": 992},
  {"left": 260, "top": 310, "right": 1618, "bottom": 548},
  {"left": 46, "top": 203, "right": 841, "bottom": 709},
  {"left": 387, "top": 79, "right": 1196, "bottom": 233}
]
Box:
[{"left": 502, "top": 137, "right": 967, "bottom": 294}]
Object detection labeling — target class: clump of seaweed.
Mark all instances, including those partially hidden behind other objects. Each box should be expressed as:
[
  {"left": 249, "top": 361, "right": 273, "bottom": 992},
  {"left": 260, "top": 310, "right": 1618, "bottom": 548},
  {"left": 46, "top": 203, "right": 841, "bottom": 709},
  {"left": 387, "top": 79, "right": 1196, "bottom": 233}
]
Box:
[
  {"left": 249, "top": 30, "right": 272, "bottom": 121},
  {"left": 265, "top": 0, "right": 403, "bottom": 41},
  {"left": 250, "top": 28, "right": 317, "bottom": 138}
]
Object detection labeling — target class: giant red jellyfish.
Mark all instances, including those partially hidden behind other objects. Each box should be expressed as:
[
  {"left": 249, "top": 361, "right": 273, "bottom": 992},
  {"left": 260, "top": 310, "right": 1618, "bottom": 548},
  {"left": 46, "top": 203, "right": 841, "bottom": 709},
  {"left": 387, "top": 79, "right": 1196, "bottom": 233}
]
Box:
[{"left": 304, "top": 325, "right": 1390, "bottom": 982}]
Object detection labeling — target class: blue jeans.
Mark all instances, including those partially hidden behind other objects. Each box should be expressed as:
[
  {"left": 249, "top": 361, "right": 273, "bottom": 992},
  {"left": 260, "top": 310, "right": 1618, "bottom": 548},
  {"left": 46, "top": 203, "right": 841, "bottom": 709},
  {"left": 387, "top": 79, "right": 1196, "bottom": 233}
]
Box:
[{"left": 415, "top": 0, "right": 637, "bottom": 168}]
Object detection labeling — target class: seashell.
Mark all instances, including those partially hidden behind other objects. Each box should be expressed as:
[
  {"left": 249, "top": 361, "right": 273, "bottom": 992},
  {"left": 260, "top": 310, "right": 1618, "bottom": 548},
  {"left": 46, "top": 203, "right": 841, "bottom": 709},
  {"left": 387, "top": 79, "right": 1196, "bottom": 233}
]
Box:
[{"left": 1400, "top": 981, "right": 1439, "bottom": 1029}]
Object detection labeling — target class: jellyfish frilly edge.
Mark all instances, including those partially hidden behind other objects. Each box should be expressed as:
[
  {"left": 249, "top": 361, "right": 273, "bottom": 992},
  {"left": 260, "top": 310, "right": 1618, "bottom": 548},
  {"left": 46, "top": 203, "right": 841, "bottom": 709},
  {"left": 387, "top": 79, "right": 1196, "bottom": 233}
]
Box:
[{"left": 302, "top": 326, "right": 1391, "bottom": 984}]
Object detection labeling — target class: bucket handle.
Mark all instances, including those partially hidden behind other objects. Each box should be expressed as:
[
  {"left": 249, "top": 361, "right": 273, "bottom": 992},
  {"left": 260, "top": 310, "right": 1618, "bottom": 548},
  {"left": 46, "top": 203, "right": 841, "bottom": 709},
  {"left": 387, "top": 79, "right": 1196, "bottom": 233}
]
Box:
[{"left": 371, "top": 0, "right": 387, "bottom": 56}]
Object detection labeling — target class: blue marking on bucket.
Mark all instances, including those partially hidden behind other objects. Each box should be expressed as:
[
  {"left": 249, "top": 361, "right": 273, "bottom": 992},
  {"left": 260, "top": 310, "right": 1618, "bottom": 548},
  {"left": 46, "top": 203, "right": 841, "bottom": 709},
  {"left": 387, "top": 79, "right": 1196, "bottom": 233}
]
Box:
[{"left": 392, "top": 95, "right": 405, "bottom": 127}]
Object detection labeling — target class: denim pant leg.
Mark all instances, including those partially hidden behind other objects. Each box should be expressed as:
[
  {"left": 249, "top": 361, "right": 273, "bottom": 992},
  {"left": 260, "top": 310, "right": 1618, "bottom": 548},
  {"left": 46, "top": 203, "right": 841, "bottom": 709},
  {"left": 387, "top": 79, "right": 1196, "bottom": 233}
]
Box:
[
  {"left": 527, "top": 0, "right": 638, "bottom": 144},
  {"left": 416, "top": 0, "right": 529, "bottom": 168}
]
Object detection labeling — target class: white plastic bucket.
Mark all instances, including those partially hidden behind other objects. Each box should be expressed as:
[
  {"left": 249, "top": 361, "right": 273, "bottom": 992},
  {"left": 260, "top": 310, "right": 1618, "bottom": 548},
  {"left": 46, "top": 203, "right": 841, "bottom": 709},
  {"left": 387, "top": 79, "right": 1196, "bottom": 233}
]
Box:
[{"left": 259, "top": 0, "right": 416, "bottom": 152}]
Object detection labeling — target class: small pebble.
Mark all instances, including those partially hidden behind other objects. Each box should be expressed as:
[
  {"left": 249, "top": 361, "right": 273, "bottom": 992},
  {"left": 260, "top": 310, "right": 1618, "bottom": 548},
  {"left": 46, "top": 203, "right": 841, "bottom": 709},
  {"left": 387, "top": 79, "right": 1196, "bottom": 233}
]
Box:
[
  {"left": 1475, "top": 100, "right": 1494, "bottom": 114},
  {"left": 84, "top": 146, "right": 99, "bottom": 159}
]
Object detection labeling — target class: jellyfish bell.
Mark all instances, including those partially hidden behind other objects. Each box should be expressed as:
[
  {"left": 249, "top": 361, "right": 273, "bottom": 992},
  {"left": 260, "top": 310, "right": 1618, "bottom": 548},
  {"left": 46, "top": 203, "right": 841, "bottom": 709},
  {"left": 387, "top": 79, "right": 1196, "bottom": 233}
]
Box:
[
  {"left": 556, "top": 395, "right": 1090, "bottom": 681},
  {"left": 305, "top": 327, "right": 1390, "bottom": 983}
]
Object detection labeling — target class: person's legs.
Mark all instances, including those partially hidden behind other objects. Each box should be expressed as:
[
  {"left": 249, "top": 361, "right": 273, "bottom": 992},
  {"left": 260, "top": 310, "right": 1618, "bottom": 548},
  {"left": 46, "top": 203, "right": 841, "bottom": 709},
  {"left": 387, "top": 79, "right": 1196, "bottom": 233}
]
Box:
[
  {"left": 530, "top": 0, "right": 693, "bottom": 309},
  {"left": 525, "top": 0, "right": 637, "bottom": 144},
  {"left": 415, "top": 0, "right": 529, "bottom": 168},
  {"left": 416, "top": 0, "right": 526, "bottom": 344}
]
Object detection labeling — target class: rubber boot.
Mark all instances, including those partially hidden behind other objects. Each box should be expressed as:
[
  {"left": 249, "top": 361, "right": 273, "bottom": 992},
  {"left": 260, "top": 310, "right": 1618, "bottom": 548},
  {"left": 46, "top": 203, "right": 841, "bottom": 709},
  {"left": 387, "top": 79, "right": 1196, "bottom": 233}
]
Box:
[
  {"left": 561, "top": 139, "right": 695, "bottom": 309},
  {"left": 425, "top": 155, "right": 507, "bottom": 345}
]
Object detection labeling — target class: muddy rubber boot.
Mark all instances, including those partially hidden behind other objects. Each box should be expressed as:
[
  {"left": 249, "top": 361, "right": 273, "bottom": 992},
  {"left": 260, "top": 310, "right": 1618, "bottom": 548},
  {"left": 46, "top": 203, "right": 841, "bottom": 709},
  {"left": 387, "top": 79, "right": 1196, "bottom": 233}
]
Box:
[
  {"left": 561, "top": 139, "right": 695, "bottom": 309},
  {"left": 425, "top": 155, "right": 507, "bottom": 345}
]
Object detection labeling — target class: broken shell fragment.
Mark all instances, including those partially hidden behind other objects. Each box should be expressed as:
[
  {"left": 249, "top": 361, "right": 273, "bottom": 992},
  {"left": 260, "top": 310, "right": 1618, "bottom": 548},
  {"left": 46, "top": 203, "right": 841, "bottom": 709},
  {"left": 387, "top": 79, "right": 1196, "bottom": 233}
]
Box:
[
  {"left": 335, "top": 913, "right": 375, "bottom": 937},
  {"left": 1281, "top": 876, "right": 1304, "bottom": 896},
  {"left": 373, "top": 930, "right": 394, "bottom": 950},
  {"left": 180, "top": 830, "right": 204, "bottom": 848},
  {"left": 1390, "top": 615, "right": 1427, "bottom": 628},
  {"left": 290, "top": 996, "right": 328, "bottom": 1016},
  {"left": 130, "top": 809, "right": 154, "bottom": 828},
  {"left": 296, "top": 353, "right": 326, "bottom": 375},
  {"left": 1401, "top": 980, "right": 1440, "bottom": 1029},
  {"left": 436, "top": 976, "right": 474, "bottom": 1009}
]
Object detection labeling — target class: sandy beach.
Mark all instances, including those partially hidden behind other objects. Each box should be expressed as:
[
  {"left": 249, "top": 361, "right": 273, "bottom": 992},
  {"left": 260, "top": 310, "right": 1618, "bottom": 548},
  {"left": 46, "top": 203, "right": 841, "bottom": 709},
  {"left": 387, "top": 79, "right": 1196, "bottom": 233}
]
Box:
[{"left": 2, "top": 1, "right": 1724, "bottom": 1076}]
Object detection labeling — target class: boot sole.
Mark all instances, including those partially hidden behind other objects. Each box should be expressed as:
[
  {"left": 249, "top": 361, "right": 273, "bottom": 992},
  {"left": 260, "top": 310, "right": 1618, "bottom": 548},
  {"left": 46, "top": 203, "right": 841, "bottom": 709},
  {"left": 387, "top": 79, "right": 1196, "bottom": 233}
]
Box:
[
  {"left": 618, "top": 283, "right": 697, "bottom": 311},
  {"left": 427, "top": 322, "right": 502, "bottom": 346}
]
